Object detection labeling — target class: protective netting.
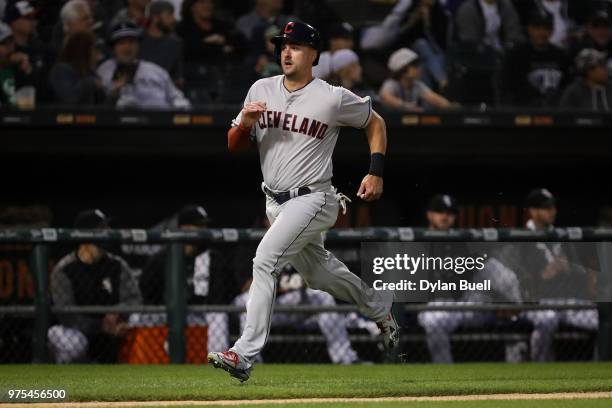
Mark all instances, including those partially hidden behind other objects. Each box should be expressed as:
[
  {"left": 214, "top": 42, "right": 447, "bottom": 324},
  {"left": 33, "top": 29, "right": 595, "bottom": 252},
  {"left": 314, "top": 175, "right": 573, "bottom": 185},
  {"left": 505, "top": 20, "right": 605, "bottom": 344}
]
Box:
[{"left": 0, "top": 237, "right": 605, "bottom": 364}]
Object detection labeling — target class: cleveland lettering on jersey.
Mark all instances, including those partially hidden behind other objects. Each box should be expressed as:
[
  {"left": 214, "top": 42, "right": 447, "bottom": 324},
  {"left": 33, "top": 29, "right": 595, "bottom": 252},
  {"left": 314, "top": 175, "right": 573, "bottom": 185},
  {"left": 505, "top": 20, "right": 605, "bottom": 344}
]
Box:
[
  {"left": 257, "top": 110, "right": 329, "bottom": 140},
  {"left": 231, "top": 75, "right": 372, "bottom": 192}
]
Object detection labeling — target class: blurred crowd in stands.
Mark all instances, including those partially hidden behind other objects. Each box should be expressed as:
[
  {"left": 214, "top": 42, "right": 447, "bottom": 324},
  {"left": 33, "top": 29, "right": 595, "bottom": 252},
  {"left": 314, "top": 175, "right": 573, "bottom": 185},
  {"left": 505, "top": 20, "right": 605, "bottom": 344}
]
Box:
[{"left": 1, "top": 0, "right": 612, "bottom": 111}]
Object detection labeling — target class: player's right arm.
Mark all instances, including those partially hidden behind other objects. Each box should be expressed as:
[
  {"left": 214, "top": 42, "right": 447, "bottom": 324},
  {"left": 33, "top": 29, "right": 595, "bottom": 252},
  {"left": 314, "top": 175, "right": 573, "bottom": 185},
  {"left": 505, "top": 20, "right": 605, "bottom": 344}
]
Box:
[
  {"left": 357, "top": 110, "right": 386, "bottom": 201},
  {"left": 227, "top": 101, "right": 267, "bottom": 152}
]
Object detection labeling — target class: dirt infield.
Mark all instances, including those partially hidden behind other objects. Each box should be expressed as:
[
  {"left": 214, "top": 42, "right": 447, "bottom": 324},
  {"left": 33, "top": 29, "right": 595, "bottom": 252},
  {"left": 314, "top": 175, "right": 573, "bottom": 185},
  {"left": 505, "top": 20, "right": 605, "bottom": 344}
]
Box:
[{"left": 3, "top": 392, "right": 612, "bottom": 407}]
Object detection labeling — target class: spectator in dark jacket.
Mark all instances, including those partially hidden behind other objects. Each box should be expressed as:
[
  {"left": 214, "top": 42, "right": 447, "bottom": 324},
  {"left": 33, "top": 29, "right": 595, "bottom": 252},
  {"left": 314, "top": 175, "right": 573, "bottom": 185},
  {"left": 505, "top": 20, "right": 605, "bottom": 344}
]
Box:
[
  {"left": 560, "top": 48, "right": 612, "bottom": 111},
  {"left": 176, "top": 0, "right": 246, "bottom": 68},
  {"left": 235, "top": 0, "right": 291, "bottom": 41},
  {"left": 455, "top": 0, "right": 524, "bottom": 52},
  {"left": 0, "top": 22, "right": 32, "bottom": 108},
  {"left": 500, "top": 12, "right": 570, "bottom": 107},
  {"left": 569, "top": 11, "right": 612, "bottom": 76},
  {"left": 140, "top": 1, "right": 184, "bottom": 86},
  {"left": 514, "top": 0, "right": 580, "bottom": 49},
  {"left": 110, "top": 0, "right": 151, "bottom": 28},
  {"left": 401, "top": 0, "right": 450, "bottom": 90},
  {"left": 4, "top": 1, "right": 46, "bottom": 76},
  {"left": 49, "top": 30, "right": 105, "bottom": 106},
  {"left": 246, "top": 24, "right": 282, "bottom": 80},
  {"left": 5, "top": 1, "right": 54, "bottom": 102}
]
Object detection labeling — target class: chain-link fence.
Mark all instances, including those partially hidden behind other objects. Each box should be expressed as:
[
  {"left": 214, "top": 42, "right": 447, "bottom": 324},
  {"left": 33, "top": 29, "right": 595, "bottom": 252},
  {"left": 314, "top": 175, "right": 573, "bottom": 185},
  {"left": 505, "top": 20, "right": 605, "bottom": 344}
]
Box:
[{"left": 0, "top": 228, "right": 610, "bottom": 365}]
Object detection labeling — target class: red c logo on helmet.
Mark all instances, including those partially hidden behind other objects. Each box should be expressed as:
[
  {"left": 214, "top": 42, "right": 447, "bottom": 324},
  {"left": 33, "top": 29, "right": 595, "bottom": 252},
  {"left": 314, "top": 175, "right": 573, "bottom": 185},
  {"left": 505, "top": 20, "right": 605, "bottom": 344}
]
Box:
[{"left": 284, "top": 22, "right": 295, "bottom": 34}]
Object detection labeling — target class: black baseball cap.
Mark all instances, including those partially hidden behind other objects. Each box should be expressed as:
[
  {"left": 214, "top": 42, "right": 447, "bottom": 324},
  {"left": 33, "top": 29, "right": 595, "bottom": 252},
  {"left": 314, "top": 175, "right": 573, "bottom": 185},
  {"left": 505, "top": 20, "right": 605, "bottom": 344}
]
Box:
[
  {"left": 525, "top": 188, "right": 556, "bottom": 209},
  {"left": 3, "top": 1, "right": 36, "bottom": 24},
  {"left": 528, "top": 11, "right": 554, "bottom": 29},
  {"left": 271, "top": 21, "right": 321, "bottom": 50},
  {"left": 109, "top": 20, "right": 142, "bottom": 44},
  {"left": 147, "top": 1, "right": 174, "bottom": 18},
  {"left": 73, "top": 209, "right": 111, "bottom": 229},
  {"left": 328, "top": 22, "right": 354, "bottom": 39},
  {"left": 427, "top": 194, "right": 458, "bottom": 214},
  {"left": 177, "top": 205, "right": 210, "bottom": 227},
  {"left": 589, "top": 11, "right": 612, "bottom": 27},
  {"left": 575, "top": 48, "right": 607, "bottom": 75}
]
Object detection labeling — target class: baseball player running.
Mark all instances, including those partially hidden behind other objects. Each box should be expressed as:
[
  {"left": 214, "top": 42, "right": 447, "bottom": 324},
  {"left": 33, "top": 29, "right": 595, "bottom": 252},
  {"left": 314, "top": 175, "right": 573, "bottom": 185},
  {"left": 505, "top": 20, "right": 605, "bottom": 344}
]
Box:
[{"left": 208, "top": 21, "right": 399, "bottom": 381}]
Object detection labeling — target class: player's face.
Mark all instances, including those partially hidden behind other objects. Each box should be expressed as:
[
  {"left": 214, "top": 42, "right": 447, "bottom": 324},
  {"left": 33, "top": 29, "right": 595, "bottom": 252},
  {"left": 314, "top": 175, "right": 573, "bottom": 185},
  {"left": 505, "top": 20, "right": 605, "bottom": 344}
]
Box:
[
  {"left": 280, "top": 41, "right": 316, "bottom": 77},
  {"left": 114, "top": 38, "right": 139, "bottom": 64},
  {"left": 427, "top": 211, "right": 456, "bottom": 230}
]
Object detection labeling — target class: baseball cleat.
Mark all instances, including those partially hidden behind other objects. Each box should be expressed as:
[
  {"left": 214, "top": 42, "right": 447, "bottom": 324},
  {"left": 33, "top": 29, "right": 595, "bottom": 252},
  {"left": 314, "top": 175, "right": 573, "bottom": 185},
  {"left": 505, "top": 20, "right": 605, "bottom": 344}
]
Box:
[
  {"left": 207, "top": 351, "right": 251, "bottom": 382},
  {"left": 377, "top": 310, "right": 400, "bottom": 350}
]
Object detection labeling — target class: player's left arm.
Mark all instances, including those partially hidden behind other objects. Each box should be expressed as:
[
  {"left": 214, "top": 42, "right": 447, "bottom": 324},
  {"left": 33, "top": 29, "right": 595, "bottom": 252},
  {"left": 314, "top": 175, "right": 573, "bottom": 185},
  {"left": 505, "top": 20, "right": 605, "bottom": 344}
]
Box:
[{"left": 357, "top": 109, "right": 386, "bottom": 202}]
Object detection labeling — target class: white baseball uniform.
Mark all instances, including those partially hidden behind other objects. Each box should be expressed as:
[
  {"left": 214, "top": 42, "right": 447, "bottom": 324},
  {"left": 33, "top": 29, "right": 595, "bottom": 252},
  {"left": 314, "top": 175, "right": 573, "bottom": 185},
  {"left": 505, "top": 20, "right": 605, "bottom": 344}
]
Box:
[{"left": 229, "top": 75, "right": 392, "bottom": 366}]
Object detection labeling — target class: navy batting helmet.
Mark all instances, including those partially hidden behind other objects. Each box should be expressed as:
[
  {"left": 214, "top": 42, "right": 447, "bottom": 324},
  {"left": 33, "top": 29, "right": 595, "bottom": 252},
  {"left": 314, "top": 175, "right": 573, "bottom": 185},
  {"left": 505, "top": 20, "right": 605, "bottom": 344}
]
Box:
[{"left": 271, "top": 21, "right": 321, "bottom": 66}]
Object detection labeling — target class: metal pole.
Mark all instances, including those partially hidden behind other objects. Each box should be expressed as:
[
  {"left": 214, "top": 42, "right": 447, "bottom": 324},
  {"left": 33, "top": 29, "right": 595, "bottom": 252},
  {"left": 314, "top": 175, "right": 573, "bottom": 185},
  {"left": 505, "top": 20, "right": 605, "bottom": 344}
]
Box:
[
  {"left": 166, "top": 243, "right": 186, "bottom": 363},
  {"left": 597, "top": 242, "right": 612, "bottom": 360},
  {"left": 599, "top": 303, "right": 612, "bottom": 361},
  {"left": 30, "top": 244, "right": 50, "bottom": 363}
]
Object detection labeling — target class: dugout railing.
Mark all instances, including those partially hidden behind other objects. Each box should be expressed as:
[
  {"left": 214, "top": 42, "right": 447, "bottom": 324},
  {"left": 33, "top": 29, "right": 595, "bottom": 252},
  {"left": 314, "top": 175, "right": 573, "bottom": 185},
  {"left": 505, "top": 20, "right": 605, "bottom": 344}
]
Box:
[{"left": 0, "top": 227, "right": 611, "bottom": 364}]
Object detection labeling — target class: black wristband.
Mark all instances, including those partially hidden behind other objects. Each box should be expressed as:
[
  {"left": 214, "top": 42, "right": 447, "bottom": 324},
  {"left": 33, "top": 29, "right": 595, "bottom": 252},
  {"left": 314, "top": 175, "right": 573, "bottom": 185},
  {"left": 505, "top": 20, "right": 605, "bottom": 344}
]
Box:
[{"left": 368, "top": 153, "right": 385, "bottom": 177}]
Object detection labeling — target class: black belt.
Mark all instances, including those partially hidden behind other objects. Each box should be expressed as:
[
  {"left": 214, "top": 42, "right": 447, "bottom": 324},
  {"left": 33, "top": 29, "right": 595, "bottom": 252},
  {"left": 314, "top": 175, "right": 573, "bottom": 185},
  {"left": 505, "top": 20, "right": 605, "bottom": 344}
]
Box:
[{"left": 264, "top": 186, "right": 311, "bottom": 205}]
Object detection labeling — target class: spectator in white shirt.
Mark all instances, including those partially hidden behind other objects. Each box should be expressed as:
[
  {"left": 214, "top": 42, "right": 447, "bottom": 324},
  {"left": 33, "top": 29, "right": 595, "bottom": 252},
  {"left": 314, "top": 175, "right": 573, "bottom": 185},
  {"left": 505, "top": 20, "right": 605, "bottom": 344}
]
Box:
[
  {"left": 97, "top": 21, "right": 190, "bottom": 110},
  {"left": 379, "top": 48, "right": 452, "bottom": 111}
]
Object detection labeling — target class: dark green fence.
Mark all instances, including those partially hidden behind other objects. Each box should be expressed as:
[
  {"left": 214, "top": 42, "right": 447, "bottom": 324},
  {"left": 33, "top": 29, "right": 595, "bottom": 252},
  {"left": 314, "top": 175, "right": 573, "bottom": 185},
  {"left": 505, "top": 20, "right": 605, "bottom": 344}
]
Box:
[{"left": 1, "top": 227, "right": 611, "bottom": 364}]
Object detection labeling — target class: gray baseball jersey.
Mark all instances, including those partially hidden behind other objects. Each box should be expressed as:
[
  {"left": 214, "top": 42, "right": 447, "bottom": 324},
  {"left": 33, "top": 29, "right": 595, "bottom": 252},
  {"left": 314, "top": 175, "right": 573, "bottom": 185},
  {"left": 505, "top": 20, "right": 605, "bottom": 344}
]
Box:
[
  {"left": 232, "top": 75, "right": 373, "bottom": 191},
  {"left": 227, "top": 75, "right": 392, "bottom": 368}
]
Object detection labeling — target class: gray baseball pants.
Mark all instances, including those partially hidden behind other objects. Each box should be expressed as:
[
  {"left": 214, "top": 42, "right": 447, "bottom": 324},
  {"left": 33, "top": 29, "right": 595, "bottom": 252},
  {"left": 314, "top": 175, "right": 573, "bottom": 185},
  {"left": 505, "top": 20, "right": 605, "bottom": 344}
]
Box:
[{"left": 231, "top": 184, "right": 391, "bottom": 366}]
